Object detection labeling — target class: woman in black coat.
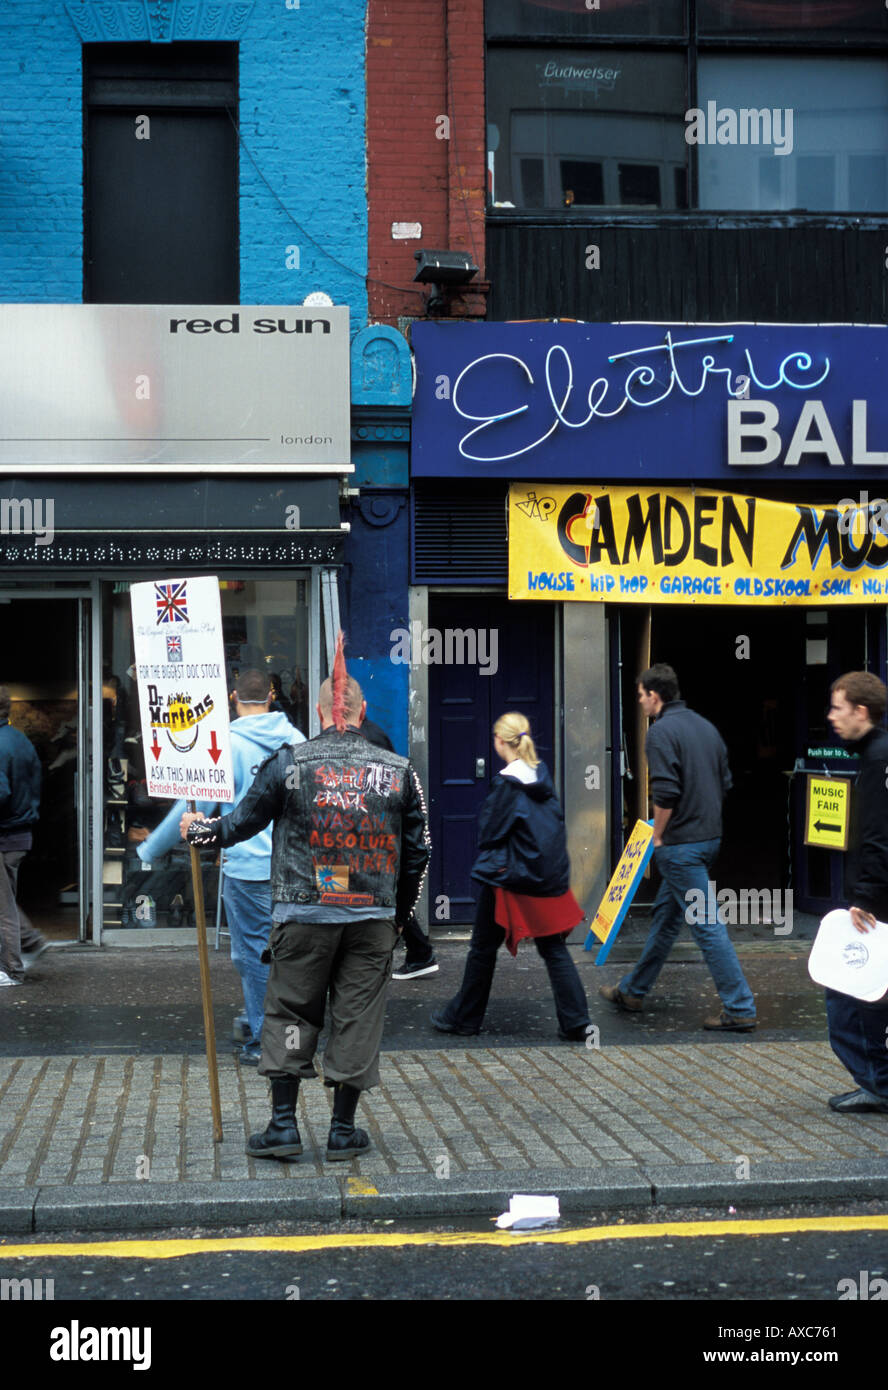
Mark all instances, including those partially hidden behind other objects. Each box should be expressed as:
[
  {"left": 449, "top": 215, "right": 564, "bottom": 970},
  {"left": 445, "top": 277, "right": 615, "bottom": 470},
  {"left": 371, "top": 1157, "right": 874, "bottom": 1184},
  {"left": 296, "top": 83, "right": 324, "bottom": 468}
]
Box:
[{"left": 431, "top": 712, "right": 593, "bottom": 1040}]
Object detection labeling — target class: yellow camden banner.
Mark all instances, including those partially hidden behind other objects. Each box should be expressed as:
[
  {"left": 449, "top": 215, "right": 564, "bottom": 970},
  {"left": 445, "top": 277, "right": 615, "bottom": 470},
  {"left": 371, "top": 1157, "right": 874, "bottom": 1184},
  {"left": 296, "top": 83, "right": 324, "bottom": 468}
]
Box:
[{"left": 509, "top": 484, "right": 888, "bottom": 605}]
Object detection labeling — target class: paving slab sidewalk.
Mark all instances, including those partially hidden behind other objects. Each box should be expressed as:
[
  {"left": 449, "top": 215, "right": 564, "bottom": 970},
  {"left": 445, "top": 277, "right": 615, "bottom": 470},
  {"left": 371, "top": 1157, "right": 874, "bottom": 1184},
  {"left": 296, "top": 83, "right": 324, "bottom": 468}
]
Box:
[{"left": 1, "top": 1040, "right": 886, "bottom": 1233}]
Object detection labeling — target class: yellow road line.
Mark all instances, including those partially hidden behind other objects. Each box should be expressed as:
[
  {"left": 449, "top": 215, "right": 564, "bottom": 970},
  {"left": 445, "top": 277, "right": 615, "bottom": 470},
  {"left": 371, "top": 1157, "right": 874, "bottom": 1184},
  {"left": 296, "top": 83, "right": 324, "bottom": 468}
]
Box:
[{"left": 1, "top": 1213, "right": 887, "bottom": 1260}]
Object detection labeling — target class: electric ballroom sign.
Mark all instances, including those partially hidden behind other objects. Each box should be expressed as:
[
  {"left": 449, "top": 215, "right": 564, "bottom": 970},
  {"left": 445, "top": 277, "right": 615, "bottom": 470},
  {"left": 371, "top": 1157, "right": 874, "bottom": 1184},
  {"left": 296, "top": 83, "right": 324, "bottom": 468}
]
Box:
[
  {"left": 131, "top": 576, "right": 235, "bottom": 803},
  {"left": 411, "top": 322, "right": 888, "bottom": 481}
]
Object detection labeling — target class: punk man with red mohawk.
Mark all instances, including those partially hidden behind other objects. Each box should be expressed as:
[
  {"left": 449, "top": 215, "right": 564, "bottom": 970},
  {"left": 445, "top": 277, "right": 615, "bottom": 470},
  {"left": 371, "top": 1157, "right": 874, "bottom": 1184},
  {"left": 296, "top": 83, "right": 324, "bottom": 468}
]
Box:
[{"left": 181, "top": 634, "right": 430, "bottom": 1162}]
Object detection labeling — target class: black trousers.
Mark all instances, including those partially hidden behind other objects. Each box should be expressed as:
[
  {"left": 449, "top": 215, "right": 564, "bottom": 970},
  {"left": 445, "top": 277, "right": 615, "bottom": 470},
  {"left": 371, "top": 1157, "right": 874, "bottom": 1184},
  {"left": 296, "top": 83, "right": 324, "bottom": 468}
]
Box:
[
  {"left": 826, "top": 988, "right": 888, "bottom": 1097},
  {"left": 439, "top": 885, "right": 591, "bottom": 1033},
  {"left": 401, "top": 910, "right": 434, "bottom": 963}
]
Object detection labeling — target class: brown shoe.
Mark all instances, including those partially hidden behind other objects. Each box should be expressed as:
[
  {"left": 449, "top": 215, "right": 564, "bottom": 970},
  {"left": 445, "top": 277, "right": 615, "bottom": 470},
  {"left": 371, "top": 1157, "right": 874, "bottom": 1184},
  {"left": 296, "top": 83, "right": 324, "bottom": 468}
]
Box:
[
  {"left": 599, "top": 984, "right": 643, "bottom": 1013},
  {"left": 703, "top": 1011, "right": 757, "bottom": 1032}
]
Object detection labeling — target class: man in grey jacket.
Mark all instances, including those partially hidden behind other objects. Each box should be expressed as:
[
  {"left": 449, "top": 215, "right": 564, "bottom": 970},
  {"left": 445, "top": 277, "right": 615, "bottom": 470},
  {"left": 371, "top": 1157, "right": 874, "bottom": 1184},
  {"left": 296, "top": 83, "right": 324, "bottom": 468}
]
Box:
[{"left": 600, "top": 663, "right": 757, "bottom": 1031}]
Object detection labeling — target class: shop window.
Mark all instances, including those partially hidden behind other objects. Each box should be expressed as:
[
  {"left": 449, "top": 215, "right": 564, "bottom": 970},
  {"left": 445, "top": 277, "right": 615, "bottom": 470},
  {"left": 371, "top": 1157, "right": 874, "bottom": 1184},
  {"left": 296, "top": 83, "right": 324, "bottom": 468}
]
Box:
[
  {"left": 486, "top": 0, "right": 685, "bottom": 40},
  {"left": 696, "top": 56, "right": 888, "bottom": 212},
  {"left": 102, "top": 577, "right": 309, "bottom": 930},
  {"left": 488, "top": 48, "right": 687, "bottom": 209}
]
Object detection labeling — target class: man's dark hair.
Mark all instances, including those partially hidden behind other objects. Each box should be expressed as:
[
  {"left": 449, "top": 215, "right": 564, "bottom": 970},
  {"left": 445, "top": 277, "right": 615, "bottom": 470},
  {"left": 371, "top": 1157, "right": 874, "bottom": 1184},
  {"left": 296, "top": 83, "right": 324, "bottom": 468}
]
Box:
[
  {"left": 637, "top": 664, "right": 680, "bottom": 704},
  {"left": 235, "top": 668, "right": 271, "bottom": 704},
  {"left": 0, "top": 686, "right": 9, "bottom": 719},
  {"left": 831, "top": 671, "right": 887, "bottom": 725}
]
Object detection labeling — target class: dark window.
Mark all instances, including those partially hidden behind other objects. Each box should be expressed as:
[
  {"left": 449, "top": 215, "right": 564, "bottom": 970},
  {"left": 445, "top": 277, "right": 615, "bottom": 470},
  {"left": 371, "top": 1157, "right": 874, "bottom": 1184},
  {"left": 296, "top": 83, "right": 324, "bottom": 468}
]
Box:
[
  {"left": 561, "top": 158, "right": 604, "bottom": 205},
  {"left": 84, "top": 43, "right": 238, "bottom": 303},
  {"left": 486, "top": 0, "right": 685, "bottom": 39},
  {"left": 488, "top": 47, "right": 687, "bottom": 209},
  {"left": 618, "top": 162, "right": 660, "bottom": 207},
  {"left": 697, "top": 0, "right": 888, "bottom": 36},
  {"left": 487, "top": 4, "right": 888, "bottom": 214}
]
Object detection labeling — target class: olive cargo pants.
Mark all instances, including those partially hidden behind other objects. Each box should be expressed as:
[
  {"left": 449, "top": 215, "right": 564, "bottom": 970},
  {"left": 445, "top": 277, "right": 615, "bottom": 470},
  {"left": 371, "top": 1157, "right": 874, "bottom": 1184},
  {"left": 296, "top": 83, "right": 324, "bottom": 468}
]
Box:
[{"left": 258, "top": 918, "right": 398, "bottom": 1090}]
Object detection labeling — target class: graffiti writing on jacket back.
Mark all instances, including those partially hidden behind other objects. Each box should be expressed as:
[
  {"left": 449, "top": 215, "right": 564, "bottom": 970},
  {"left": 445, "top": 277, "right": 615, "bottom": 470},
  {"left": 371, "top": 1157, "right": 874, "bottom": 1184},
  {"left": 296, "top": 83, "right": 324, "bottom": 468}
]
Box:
[
  {"left": 313, "top": 762, "right": 403, "bottom": 811},
  {"left": 310, "top": 764, "right": 403, "bottom": 882}
]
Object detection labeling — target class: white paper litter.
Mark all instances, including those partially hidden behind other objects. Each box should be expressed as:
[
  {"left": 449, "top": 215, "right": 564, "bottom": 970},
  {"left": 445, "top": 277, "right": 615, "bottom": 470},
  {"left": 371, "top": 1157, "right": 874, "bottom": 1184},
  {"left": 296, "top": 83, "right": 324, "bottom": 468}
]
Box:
[{"left": 496, "top": 1194, "right": 561, "bottom": 1230}]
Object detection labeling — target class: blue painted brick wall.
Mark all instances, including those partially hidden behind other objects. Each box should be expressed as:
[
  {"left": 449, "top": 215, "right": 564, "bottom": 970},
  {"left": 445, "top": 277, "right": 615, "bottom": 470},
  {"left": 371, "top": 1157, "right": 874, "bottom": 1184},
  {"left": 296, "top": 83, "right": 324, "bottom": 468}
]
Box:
[
  {"left": 0, "top": 0, "right": 368, "bottom": 327},
  {"left": 238, "top": 1, "right": 367, "bottom": 323},
  {"left": 0, "top": 2, "right": 83, "bottom": 301}
]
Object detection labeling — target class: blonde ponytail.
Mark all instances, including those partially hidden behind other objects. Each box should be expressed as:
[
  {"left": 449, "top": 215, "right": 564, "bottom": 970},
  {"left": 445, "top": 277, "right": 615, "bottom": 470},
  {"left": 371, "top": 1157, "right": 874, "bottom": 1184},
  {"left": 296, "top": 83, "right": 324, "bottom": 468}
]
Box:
[{"left": 493, "top": 711, "right": 540, "bottom": 768}]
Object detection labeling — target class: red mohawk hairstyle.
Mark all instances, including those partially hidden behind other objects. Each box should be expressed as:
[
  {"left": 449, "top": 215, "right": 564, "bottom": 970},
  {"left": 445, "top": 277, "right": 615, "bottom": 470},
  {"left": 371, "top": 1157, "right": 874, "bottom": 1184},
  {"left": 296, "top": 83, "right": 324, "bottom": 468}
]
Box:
[
  {"left": 318, "top": 631, "right": 363, "bottom": 731},
  {"left": 331, "top": 629, "right": 348, "bottom": 732}
]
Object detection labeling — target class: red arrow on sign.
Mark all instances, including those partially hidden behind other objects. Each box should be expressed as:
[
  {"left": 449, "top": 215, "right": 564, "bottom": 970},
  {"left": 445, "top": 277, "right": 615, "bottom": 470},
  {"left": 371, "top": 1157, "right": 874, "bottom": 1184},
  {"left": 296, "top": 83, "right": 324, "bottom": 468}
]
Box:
[
  {"left": 208, "top": 731, "right": 223, "bottom": 765},
  {"left": 150, "top": 736, "right": 162, "bottom": 762}
]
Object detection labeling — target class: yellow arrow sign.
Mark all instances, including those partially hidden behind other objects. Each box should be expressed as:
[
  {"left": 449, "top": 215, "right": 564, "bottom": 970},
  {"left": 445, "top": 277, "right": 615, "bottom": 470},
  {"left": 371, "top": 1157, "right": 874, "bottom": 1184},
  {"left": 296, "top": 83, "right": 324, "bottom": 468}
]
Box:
[{"left": 804, "top": 775, "right": 850, "bottom": 851}]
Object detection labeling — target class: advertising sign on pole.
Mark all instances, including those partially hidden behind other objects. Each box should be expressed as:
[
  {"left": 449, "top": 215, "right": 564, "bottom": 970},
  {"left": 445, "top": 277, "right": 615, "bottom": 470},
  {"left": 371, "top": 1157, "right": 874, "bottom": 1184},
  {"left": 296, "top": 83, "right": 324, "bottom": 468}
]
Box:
[
  {"left": 585, "top": 820, "right": 655, "bottom": 964},
  {"left": 130, "top": 576, "right": 235, "bottom": 804},
  {"left": 131, "top": 575, "right": 231, "bottom": 1143},
  {"left": 804, "top": 775, "right": 851, "bottom": 851}
]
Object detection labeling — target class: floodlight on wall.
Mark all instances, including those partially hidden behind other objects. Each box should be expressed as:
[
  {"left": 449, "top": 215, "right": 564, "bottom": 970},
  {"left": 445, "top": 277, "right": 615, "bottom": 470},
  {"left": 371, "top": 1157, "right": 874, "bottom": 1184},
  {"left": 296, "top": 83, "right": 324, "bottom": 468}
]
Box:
[{"left": 413, "top": 249, "right": 479, "bottom": 285}]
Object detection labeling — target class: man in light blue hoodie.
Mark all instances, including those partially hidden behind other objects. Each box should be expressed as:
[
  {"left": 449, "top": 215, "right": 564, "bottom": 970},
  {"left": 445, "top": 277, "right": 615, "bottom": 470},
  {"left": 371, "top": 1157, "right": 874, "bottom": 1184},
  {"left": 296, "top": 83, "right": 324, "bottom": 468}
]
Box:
[{"left": 138, "top": 668, "right": 303, "bottom": 1064}]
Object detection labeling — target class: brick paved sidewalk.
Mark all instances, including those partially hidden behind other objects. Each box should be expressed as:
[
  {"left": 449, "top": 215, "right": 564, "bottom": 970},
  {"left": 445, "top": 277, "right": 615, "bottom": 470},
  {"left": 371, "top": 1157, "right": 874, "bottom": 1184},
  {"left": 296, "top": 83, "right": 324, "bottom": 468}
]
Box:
[{"left": 1, "top": 1041, "right": 884, "bottom": 1191}]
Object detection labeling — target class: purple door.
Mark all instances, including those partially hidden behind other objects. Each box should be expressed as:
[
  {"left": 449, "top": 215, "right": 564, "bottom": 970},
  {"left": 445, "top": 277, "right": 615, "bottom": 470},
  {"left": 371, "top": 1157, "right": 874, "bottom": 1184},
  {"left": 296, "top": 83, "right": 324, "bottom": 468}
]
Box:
[{"left": 427, "top": 596, "right": 555, "bottom": 922}]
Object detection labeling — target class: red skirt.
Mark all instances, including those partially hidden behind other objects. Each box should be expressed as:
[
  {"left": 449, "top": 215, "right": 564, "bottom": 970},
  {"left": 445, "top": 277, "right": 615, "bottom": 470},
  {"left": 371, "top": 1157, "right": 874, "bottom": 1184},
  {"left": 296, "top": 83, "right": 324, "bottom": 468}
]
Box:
[{"left": 493, "top": 887, "right": 585, "bottom": 958}]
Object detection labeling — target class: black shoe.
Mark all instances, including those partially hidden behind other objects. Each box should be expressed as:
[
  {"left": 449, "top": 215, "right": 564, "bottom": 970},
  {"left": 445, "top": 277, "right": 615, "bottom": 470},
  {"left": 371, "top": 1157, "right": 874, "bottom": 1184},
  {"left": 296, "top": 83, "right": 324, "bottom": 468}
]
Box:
[
  {"left": 828, "top": 1087, "right": 888, "bottom": 1114},
  {"left": 559, "top": 1023, "right": 596, "bottom": 1042},
  {"left": 392, "top": 957, "right": 439, "bottom": 980},
  {"left": 430, "top": 1010, "right": 480, "bottom": 1036},
  {"left": 246, "top": 1077, "right": 303, "bottom": 1159},
  {"left": 326, "top": 1082, "right": 371, "bottom": 1161}
]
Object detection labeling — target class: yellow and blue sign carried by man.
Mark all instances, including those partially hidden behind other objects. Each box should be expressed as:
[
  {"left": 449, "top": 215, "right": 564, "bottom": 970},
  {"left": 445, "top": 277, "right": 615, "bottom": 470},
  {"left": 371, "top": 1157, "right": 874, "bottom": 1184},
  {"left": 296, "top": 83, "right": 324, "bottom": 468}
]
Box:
[
  {"left": 586, "top": 820, "right": 655, "bottom": 964},
  {"left": 510, "top": 484, "right": 888, "bottom": 605}
]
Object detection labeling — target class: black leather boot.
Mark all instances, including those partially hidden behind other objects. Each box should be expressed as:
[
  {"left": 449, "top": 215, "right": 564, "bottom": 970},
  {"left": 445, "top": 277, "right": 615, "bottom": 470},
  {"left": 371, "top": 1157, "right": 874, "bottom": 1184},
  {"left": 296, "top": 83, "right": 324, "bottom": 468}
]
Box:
[
  {"left": 246, "top": 1077, "right": 303, "bottom": 1160},
  {"left": 325, "top": 1082, "right": 371, "bottom": 1161}
]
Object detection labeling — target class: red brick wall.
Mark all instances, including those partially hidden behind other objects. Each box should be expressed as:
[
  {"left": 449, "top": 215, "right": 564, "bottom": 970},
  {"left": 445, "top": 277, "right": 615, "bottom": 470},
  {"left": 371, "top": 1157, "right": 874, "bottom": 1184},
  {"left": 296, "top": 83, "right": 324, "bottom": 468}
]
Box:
[{"left": 366, "top": 0, "right": 487, "bottom": 326}]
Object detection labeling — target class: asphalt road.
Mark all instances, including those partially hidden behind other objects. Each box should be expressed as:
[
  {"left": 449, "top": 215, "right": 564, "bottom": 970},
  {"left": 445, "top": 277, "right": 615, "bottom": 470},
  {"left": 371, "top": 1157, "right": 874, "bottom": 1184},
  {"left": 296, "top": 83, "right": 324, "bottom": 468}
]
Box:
[{"left": 1, "top": 1200, "right": 885, "bottom": 1294}]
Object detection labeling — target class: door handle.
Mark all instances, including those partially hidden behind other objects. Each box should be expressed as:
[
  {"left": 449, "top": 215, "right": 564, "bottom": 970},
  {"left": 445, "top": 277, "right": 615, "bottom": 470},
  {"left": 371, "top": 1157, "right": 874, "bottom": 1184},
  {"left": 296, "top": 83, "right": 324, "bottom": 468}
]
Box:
[{"left": 475, "top": 758, "right": 486, "bottom": 779}]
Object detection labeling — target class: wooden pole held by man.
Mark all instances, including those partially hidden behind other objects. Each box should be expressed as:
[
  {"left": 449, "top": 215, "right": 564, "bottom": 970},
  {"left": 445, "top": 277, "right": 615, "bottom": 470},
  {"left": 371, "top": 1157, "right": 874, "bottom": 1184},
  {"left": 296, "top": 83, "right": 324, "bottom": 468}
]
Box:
[{"left": 188, "top": 798, "right": 223, "bottom": 1143}]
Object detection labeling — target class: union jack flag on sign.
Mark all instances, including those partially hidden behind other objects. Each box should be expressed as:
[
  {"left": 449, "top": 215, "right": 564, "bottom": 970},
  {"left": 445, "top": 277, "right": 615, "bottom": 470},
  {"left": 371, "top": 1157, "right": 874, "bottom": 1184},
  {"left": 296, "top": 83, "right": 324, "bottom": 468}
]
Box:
[
  {"left": 166, "top": 634, "right": 183, "bottom": 662},
  {"left": 155, "top": 581, "right": 189, "bottom": 625}
]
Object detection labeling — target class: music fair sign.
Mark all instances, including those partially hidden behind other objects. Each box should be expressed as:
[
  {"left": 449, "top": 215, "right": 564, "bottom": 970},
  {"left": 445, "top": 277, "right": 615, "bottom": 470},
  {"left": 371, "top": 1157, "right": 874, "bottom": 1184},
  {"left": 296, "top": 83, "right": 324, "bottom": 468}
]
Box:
[{"left": 131, "top": 576, "right": 235, "bottom": 803}]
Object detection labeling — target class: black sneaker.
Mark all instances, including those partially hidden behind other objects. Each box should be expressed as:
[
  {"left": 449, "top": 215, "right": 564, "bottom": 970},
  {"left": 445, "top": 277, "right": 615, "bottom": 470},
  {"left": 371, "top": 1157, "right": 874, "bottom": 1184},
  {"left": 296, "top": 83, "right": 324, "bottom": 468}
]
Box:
[
  {"left": 558, "top": 1023, "right": 596, "bottom": 1042},
  {"left": 431, "top": 1010, "right": 480, "bottom": 1036},
  {"left": 392, "top": 957, "right": 439, "bottom": 980}
]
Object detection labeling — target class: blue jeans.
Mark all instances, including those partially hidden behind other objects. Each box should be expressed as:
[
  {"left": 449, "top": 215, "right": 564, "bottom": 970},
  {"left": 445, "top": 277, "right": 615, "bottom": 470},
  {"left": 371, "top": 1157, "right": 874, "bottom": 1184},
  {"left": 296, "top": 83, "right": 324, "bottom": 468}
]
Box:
[
  {"left": 826, "top": 988, "right": 888, "bottom": 1098},
  {"left": 222, "top": 875, "right": 274, "bottom": 1048},
  {"left": 619, "top": 839, "right": 756, "bottom": 1018},
  {"left": 441, "top": 885, "right": 591, "bottom": 1033}
]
